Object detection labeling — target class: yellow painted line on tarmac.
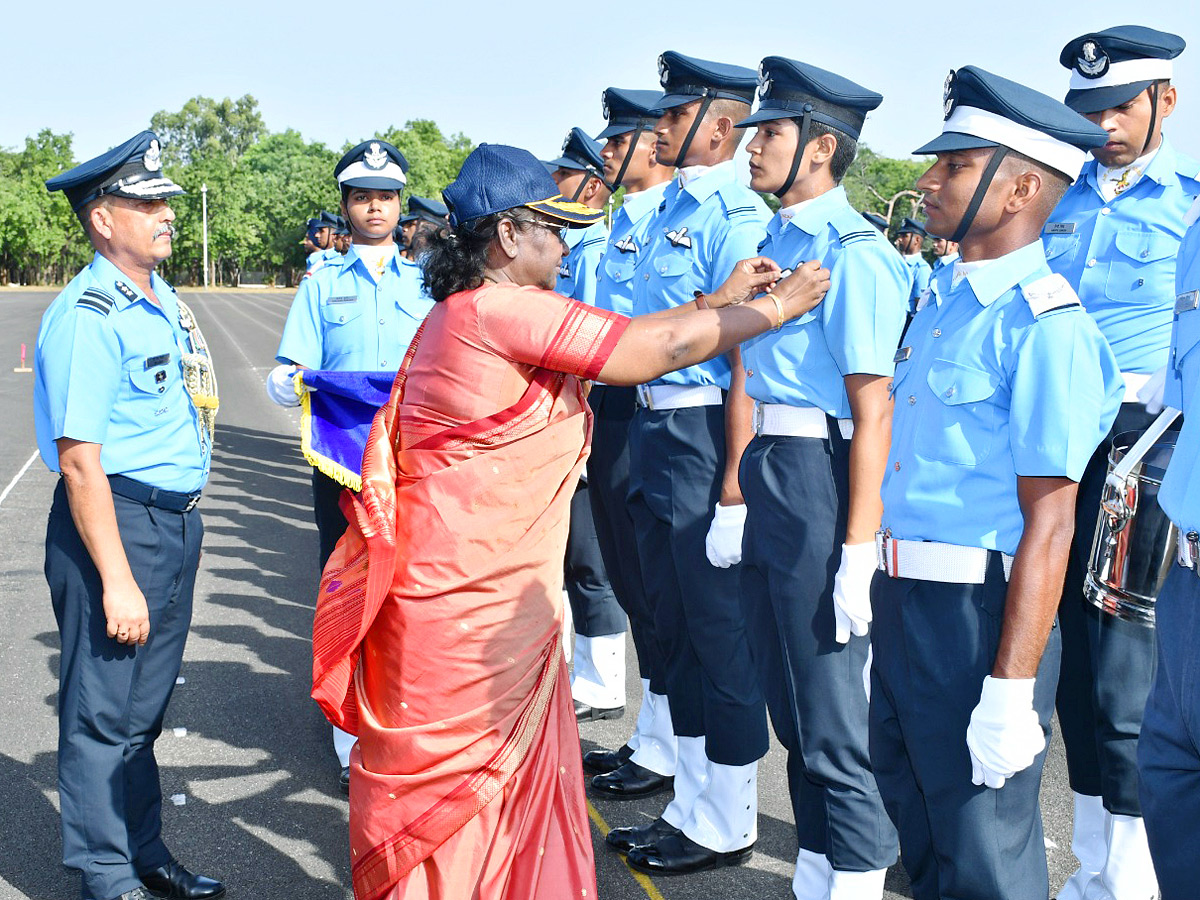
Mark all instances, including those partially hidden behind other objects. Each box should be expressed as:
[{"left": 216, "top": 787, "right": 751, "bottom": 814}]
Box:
[{"left": 586, "top": 800, "right": 668, "bottom": 900}]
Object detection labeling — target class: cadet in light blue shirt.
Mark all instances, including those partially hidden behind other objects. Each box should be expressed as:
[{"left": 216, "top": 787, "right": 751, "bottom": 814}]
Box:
[
  {"left": 732, "top": 56, "right": 906, "bottom": 895},
  {"left": 1043, "top": 30, "right": 1198, "bottom": 895},
  {"left": 546, "top": 127, "right": 611, "bottom": 305},
  {"left": 872, "top": 66, "right": 1122, "bottom": 900},
  {"left": 1140, "top": 196, "right": 1200, "bottom": 899},
  {"left": 894, "top": 217, "right": 931, "bottom": 313}
]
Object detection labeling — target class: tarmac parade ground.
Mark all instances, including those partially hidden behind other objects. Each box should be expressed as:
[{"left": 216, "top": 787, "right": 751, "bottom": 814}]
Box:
[{"left": 0, "top": 288, "right": 1079, "bottom": 899}]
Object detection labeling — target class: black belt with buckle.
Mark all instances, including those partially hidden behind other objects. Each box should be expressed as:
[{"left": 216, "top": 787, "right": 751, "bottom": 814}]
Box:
[{"left": 108, "top": 474, "right": 201, "bottom": 512}]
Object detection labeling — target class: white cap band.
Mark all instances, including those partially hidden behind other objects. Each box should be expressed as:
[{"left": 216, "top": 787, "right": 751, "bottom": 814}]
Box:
[
  {"left": 336, "top": 160, "right": 407, "bottom": 187},
  {"left": 943, "top": 105, "right": 1088, "bottom": 178},
  {"left": 1069, "top": 58, "right": 1174, "bottom": 92}
]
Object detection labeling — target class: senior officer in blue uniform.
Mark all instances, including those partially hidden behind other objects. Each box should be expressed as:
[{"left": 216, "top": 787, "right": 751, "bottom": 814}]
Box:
[
  {"left": 893, "top": 217, "right": 931, "bottom": 314},
  {"left": 1043, "top": 28, "right": 1198, "bottom": 900},
  {"left": 598, "top": 51, "right": 772, "bottom": 877},
  {"left": 731, "top": 57, "right": 907, "bottom": 900},
  {"left": 870, "top": 68, "right": 1123, "bottom": 900},
  {"left": 582, "top": 87, "right": 678, "bottom": 782},
  {"left": 271, "top": 138, "right": 434, "bottom": 791},
  {"left": 1139, "top": 196, "right": 1200, "bottom": 900},
  {"left": 35, "top": 131, "right": 224, "bottom": 900}
]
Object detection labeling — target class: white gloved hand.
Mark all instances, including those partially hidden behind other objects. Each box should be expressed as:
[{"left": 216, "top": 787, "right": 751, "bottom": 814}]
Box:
[
  {"left": 705, "top": 502, "right": 746, "bottom": 568},
  {"left": 965, "top": 676, "right": 1045, "bottom": 789},
  {"left": 266, "top": 364, "right": 302, "bottom": 407},
  {"left": 1137, "top": 365, "right": 1168, "bottom": 414},
  {"left": 832, "top": 541, "right": 877, "bottom": 643}
]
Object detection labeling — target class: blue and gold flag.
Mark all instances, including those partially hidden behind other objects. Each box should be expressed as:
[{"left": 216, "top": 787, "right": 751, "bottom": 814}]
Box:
[{"left": 298, "top": 370, "right": 395, "bottom": 492}]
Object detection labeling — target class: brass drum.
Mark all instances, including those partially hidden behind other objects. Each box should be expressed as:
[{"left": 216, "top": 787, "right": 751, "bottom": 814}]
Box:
[{"left": 1085, "top": 430, "right": 1177, "bottom": 627}]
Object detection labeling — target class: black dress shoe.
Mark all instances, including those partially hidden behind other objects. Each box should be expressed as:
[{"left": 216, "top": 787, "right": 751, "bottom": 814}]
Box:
[
  {"left": 590, "top": 761, "right": 673, "bottom": 800},
  {"left": 582, "top": 743, "right": 634, "bottom": 775},
  {"left": 574, "top": 699, "right": 626, "bottom": 722},
  {"left": 140, "top": 860, "right": 226, "bottom": 899},
  {"left": 606, "top": 816, "right": 681, "bottom": 854},
  {"left": 339, "top": 765, "right": 351, "bottom": 794},
  {"left": 627, "top": 831, "right": 754, "bottom": 876}
]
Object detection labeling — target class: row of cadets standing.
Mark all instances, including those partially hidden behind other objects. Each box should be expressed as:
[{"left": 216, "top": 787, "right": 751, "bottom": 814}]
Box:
[
  {"left": 893, "top": 216, "right": 932, "bottom": 315},
  {"left": 270, "top": 139, "right": 435, "bottom": 793},
  {"left": 544, "top": 128, "right": 630, "bottom": 720},
  {"left": 1042, "top": 27, "right": 1200, "bottom": 900},
  {"left": 732, "top": 56, "right": 908, "bottom": 898},
  {"left": 597, "top": 51, "right": 774, "bottom": 875},
  {"left": 872, "top": 66, "right": 1124, "bottom": 900},
  {"left": 396, "top": 195, "right": 449, "bottom": 261}
]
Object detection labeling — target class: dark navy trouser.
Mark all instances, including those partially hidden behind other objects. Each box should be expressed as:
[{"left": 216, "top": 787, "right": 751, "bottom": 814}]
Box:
[
  {"left": 869, "top": 561, "right": 1060, "bottom": 900},
  {"left": 1139, "top": 564, "right": 1200, "bottom": 900},
  {"left": 46, "top": 480, "right": 202, "bottom": 900},
  {"left": 1057, "top": 402, "right": 1161, "bottom": 813},
  {"left": 564, "top": 479, "right": 624, "bottom": 637},
  {"left": 627, "top": 403, "right": 767, "bottom": 766},
  {"left": 312, "top": 468, "right": 349, "bottom": 570},
  {"left": 740, "top": 430, "right": 897, "bottom": 871}
]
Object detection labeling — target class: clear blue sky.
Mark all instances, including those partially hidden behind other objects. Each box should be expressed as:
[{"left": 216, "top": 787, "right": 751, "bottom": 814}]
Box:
[{"left": 4, "top": 0, "right": 1196, "bottom": 172}]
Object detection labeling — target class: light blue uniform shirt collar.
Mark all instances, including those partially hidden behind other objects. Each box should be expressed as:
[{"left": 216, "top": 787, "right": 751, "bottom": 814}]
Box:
[
  {"left": 1082, "top": 138, "right": 1182, "bottom": 194},
  {"left": 342, "top": 242, "right": 403, "bottom": 278},
  {"left": 680, "top": 159, "right": 739, "bottom": 202},
  {"left": 938, "top": 241, "right": 1048, "bottom": 309},
  {"left": 88, "top": 252, "right": 177, "bottom": 316},
  {"left": 772, "top": 186, "right": 847, "bottom": 237},
  {"left": 620, "top": 182, "right": 670, "bottom": 224}
]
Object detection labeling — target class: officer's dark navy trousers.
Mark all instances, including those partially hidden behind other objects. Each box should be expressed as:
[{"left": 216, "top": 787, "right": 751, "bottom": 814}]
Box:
[
  {"left": 1139, "top": 564, "right": 1200, "bottom": 899},
  {"left": 869, "top": 560, "right": 1060, "bottom": 900},
  {"left": 46, "top": 480, "right": 202, "bottom": 900},
  {"left": 564, "top": 479, "right": 623, "bottom": 637},
  {"left": 1056, "top": 402, "right": 1160, "bottom": 814},
  {"left": 627, "top": 403, "right": 767, "bottom": 766},
  {"left": 740, "top": 429, "right": 897, "bottom": 872},
  {"left": 586, "top": 385, "right": 657, "bottom": 682},
  {"left": 312, "top": 468, "right": 349, "bottom": 570}
]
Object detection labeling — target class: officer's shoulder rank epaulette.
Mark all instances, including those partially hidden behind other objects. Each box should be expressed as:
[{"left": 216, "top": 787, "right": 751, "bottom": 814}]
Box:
[
  {"left": 715, "top": 183, "right": 762, "bottom": 218},
  {"left": 76, "top": 287, "right": 116, "bottom": 316},
  {"left": 1174, "top": 151, "right": 1200, "bottom": 183},
  {"left": 831, "top": 206, "right": 880, "bottom": 247},
  {"left": 581, "top": 235, "right": 607, "bottom": 249},
  {"left": 1020, "top": 273, "right": 1081, "bottom": 317},
  {"left": 114, "top": 280, "right": 138, "bottom": 301}
]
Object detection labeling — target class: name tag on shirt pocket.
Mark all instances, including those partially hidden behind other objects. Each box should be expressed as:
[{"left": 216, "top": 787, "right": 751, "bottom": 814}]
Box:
[
  {"left": 1044, "top": 222, "right": 1076, "bottom": 235},
  {"left": 326, "top": 295, "right": 358, "bottom": 304},
  {"left": 1173, "top": 292, "right": 1200, "bottom": 370}
]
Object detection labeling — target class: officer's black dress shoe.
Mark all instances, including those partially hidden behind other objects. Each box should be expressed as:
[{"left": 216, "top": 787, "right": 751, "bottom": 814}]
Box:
[
  {"left": 574, "top": 699, "right": 625, "bottom": 722},
  {"left": 605, "top": 816, "right": 681, "bottom": 854},
  {"left": 583, "top": 743, "right": 634, "bottom": 775},
  {"left": 139, "top": 860, "right": 226, "bottom": 899},
  {"left": 626, "top": 831, "right": 754, "bottom": 876},
  {"left": 590, "top": 761, "right": 673, "bottom": 799},
  {"left": 339, "top": 765, "right": 351, "bottom": 794}
]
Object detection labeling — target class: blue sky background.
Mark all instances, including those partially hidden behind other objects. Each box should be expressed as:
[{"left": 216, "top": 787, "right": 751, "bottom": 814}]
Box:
[{"left": 5, "top": 1, "right": 1196, "bottom": 170}]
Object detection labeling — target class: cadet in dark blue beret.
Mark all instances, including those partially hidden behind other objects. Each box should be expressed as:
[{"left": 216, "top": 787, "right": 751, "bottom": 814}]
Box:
[
  {"left": 1047, "top": 25, "right": 1197, "bottom": 900},
  {"left": 37, "top": 130, "right": 224, "bottom": 900},
  {"left": 580, "top": 87, "right": 676, "bottom": 785},
  {"left": 733, "top": 55, "right": 906, "bottom": 899},
  {"left": 871, "top": 67, "right": 1122, "bottom": 900}
]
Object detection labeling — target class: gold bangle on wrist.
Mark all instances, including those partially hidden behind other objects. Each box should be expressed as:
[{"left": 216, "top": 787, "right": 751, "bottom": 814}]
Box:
[{"left": 768, "top": 293, "right": 785, "bottom": 331}]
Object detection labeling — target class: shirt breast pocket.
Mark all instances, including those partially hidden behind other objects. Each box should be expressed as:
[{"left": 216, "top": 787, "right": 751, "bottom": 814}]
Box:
[
  {"left": 916, "top": 359, "right": 1000, "bottom": 466},
  {"left": 1107, "top": 231, "right": 1178, "bottom": 305},
  {"left": 652, "top": 248, "right": 694, "bottom": 282},
  {"left": 129, "top": 365, "right": 170, "bottom": 396},
  {"left": 1043, "top": 233, "right": 1080, "bottom": 269},
  {"left": 604, "top": 257, "right": 636, "bottom": 284}
]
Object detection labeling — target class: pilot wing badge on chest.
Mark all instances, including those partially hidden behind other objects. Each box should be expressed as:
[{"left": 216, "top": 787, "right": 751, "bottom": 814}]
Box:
[
  {"left": 615, "top": 235, "right": 638, "bottom": 254},
  {"left": 665, "top": 226, "right": 692, "bottom": 249}
]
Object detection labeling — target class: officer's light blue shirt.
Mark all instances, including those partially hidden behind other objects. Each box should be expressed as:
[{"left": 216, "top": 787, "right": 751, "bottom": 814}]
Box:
[
  {"left": 631, "top": 160, "right": 770, "bottom": 388},
  {"left": 307, "top": 250, "right": 324, "bottom": 268},
  {"left": 903, "top": 253, "right": 932, "bottom": 314},
  {"left": 881, "top": 241, "right": 1123, "bottom": 555},
  {"left": 34, "top": 252, "right": 210, "bottom": 493},
  {"left": 556, "top": 220, "right": 608, "bottom": 306},
  {"left": 931, "top": 252, "right": 960, "bottom": 279},
  {"left": 594, "top": 182, "right": 670, "bottom": 317},
  {"left": 277, "top": 243, "right": 433, "bottom": 371},
  {"left": 742, "top": 186, "right": 909, "bottom": 417},
  {"left": 1043, "top": 138, "right": 1200, "bottom": 374},
  {"left": 1159, "top": 201, "right": 1200, "bottom": 534}
]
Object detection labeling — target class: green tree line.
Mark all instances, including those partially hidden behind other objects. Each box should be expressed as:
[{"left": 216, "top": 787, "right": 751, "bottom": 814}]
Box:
[{"left": 0, "top": 94, "right": 925, "bottom": 286}]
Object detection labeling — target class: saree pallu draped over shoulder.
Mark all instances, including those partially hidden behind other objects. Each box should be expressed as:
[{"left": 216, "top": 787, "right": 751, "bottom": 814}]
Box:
[{"left": 312, "top": 286, "right": 627, "bottom": 900}]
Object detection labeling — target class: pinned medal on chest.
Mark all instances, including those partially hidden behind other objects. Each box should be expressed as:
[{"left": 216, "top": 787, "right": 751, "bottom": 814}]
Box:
[
  {"left": 176, "top": 299, "right": 219, "bottom": 442},
  {"left": 665, "top": 226, "right": 692, "bottom": 249}
]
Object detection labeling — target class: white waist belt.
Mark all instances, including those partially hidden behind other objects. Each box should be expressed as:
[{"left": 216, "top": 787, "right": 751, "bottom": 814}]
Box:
[
  {"left": 636, "top": 383, "right": 723, "bottom": 410},
  {"left": 877, "top": 532, "right": 1014, "bottom": 584},
  {"left": 753, "top": 402, "right": 854, "bottom": 440},
  {"left": 1123, "top": 371, "right": 1151, "bottom": 403}
]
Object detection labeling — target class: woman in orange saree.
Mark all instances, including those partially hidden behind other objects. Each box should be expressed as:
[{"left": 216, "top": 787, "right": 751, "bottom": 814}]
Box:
[{"left": 310, "top": 144, "right": 831, "bottom": 900}]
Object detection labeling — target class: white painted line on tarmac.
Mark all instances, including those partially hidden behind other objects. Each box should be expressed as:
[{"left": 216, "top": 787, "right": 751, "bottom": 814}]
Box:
[{"left": 0, "top": 449, "right": 39, "bottom": 509}]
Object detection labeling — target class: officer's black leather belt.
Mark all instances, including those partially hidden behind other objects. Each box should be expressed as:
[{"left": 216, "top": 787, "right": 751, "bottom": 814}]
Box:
[{"left": 108, "top": 474, "right": 201, "bottom": 512}]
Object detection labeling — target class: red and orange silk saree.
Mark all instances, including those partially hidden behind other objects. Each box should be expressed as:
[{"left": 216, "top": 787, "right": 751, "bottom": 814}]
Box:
[{"left": 312, "top": 283, "right": 628, "bottom": 900}]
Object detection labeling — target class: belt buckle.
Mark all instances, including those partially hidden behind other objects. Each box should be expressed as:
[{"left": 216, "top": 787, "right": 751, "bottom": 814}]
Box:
[
  {"left": 184, "top": 494, "right": 200, "bottom": 512},
  {"left": 637, "top": 384, "right": 654, "bottom": 410},
  {"left": 875, "top": 529, "right": 891, "bottom": 574},
  {"left": 752, "top": 403, "right": 765, "bottom": 435}
]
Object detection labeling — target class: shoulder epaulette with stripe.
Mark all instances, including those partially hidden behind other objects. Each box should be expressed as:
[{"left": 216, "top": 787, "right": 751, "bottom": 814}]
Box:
[
  {"left": 76, "top": 288, "right": 116, "bottom": 316},
  {"left": 838, "top": 229, "right": 877, "bottom": 246},
  {"left": 581, "top": 236, "right": 607, "bottom": 249},
  {"left": 1021, "top": 273, "right": 1081, "bottom": 318}
]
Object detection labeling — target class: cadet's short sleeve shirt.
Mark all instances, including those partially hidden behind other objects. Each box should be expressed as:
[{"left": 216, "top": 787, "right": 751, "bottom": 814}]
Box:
[
  {"left": 556, "top": 221, "right": 608, "bottom": 306},
  {"left": 881, "top": 242, "right": 1123, "bottom": 554},
  {"left": 904, "top": 253, "right": 932, "bottom": 314},
  {"left": 34, "top": 252, "right": 210, "bottom": 493},
  {"left": 594, "top": 182, "right": 669, "bottom": 317}
]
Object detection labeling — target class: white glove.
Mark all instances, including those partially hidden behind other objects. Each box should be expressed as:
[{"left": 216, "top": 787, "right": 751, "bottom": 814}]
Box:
[
  {"left": 705, "top": 502, "right": 746, "bottom": 568},
  {"left": 266, "top": 364, "right": 302, "bottom": 407},
  {"left": 1137, "top": 366, "right": 1168, "bottom": 414},
  {"left": 832, "top": 542, "right": 877, "bottom": 643},
  {"left": 965, "top": 676, "right": 1045, "bottom": 789}
]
